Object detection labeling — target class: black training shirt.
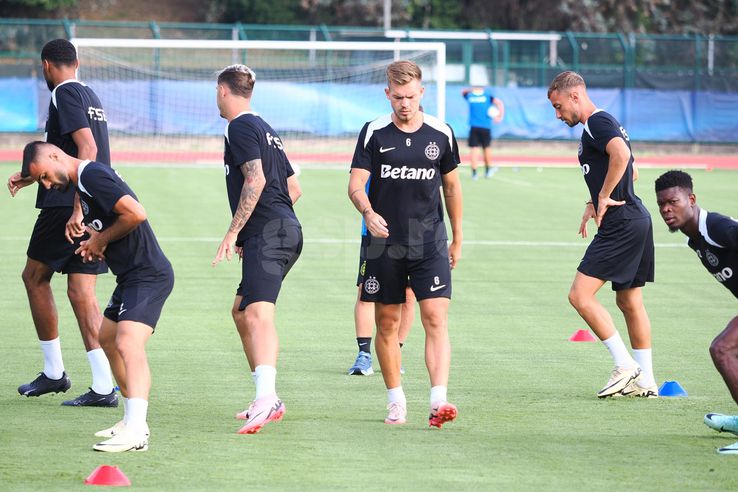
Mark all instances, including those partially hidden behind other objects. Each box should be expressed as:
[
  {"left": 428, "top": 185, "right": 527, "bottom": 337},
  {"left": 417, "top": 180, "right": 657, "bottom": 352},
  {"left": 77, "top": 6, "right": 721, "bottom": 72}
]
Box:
[{"left": 351, "top": 113, "right": 460, "bottom": 245}]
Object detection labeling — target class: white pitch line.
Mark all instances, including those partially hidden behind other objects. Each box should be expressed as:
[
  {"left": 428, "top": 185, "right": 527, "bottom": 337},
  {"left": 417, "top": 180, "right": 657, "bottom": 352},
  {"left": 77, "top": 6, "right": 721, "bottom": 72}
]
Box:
[{"left": 0, "top": 237, "right": 688, "bottom": 248}]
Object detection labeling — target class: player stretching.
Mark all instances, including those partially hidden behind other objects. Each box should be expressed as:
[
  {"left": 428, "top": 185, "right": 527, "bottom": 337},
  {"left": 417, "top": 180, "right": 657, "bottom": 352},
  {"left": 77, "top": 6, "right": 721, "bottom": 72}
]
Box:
[
  {"left": 655, "top": 170, "right": 738, "bottom": 454},
  {"left": 7, "top": 39, "right": 116, "bottom": 407},
  {"left": 349, "top": 60, "right": 463, "bottom": 427},
  {"left": 20, "top": 141, "right": 174, "bottom": 453},
  {"left": 213, "top": 65, "right": 303, "bottom": 434},
  {"left": 548, "top": 71, "right": 658, "bottom": 398}
]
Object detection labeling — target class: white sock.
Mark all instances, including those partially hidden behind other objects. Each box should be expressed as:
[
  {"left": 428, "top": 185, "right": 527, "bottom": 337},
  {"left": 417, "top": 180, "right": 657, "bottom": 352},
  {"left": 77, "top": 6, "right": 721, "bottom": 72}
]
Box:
[
  {"left": 430, "top": 385, "right": 448, "bottom": 405},
  {"left": 126, "top": 398, "right": 148, "bottom": 434},
  {"left": 86, "top": 349, "right": 114, "bottom": 395},
  {"left": 254, "top": 365, "right": 277, "bottom": 400},
  {"left": 387, "top": 386, "right": 406, "bottom": 406},
  {"left": 122, "top": 397, "right": 129, "bottom": 425},
  {"left": 602, "top": 332, "right": 637, "bottom": 368},
  {"left": 39, "top": 338, "right": 64, "bottom": 380},
  {"left": 633, "top": 348, "right": 656, "bottom": 387}
]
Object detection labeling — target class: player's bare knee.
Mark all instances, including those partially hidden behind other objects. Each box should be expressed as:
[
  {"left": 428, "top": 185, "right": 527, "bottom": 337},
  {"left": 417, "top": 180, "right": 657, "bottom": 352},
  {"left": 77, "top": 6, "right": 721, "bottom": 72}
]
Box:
[
  {"left": 66, "top": 283, "right": 91, "bottom": 307},
  {"left": 710, "top": 336, "right": 733, "bottom": 365},
  {"left": 21, "top": 264, "right": 52, "bottom": 290},
  {"left": 420, "top": 312, "right": 446, "bottom": 334},
  {"left": 243, "top": 310, "right": 271, "bottom": 332},
  {"left": 114, "top": 337, "right": 142, "bottom": 361},
  {"left": 615, "top": 296, "right": 639, "bottom": 315},
  {"left": 375, "top": 317, "right": 400, "bottom": 337},
  {"left": 568, "top": 289, "right": 586, "bottom": 311},
  {"left": 231, "top": 305, "right": 244, "bottom": 322}
]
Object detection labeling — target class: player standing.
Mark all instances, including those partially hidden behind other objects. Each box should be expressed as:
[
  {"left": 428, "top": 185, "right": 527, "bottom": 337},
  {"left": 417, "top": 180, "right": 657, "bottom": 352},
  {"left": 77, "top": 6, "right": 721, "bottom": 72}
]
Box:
[
  {"left": 655, "top": 170, "right": 738, "bottom": 454},
  {"left": 213, "top": 64, "right": 303, "bottom": 434},
  {"left": 6, "top": 38, "right": 116, "bottom": 407},
  {"left": 461, "top": 86, "right": 504, "bottom": 180},
  {"left": 20, "top": 141, "right": 174, "bottom": 453},
  {"left": 548, "top": 71, "right": 657, "bottom": 398},
  {"left": 348, "top": 230, "right": 415, "bottom": 376},
  {"left": 348, "top": 60, "right": 463, "bottom": 427}
]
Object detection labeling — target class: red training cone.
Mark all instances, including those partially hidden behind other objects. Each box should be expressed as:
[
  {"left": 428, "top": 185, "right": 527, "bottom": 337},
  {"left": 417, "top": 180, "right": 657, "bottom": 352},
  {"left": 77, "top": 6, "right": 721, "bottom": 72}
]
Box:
[
  {"left": 84, "top": 465, "right": 131, "bottom": 486},
  {"left": 568, "top": 329, "right": 597, "bottom": 342}
]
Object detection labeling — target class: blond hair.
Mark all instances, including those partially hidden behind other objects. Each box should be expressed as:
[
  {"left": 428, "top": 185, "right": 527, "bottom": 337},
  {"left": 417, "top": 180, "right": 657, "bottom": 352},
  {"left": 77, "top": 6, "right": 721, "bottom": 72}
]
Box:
[
  {"left": 386, "top": 60, "right": 422, "bottom": 87},
  {"left": 547, "top": 71, "right": 586, "bottom": 98},
  {"left": 217, "top": 64, "right": 256, "bottom": 99}
]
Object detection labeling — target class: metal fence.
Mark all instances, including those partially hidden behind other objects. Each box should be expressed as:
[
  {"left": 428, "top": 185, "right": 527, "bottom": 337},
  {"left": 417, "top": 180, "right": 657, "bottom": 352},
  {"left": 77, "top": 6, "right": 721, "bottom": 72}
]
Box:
[{"left": 2, "top": 18, "right": 737, "bottom": 91}]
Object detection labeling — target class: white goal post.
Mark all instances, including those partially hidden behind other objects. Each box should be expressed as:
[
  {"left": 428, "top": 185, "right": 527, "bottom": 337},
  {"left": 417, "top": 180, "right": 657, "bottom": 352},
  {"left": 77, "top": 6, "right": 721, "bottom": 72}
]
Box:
[{"left": 70, "top": 38, "right": 446, "bottom": 165}]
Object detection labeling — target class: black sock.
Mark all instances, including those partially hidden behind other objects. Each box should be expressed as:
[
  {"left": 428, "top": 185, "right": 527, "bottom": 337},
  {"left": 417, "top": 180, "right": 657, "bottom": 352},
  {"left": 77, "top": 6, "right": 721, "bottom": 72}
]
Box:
[
  {"left": 471, "top": 168, "right": 477, "bottom": 177},
  {"left": 357, "top": 337, "right": 371, "bottom": 354}
]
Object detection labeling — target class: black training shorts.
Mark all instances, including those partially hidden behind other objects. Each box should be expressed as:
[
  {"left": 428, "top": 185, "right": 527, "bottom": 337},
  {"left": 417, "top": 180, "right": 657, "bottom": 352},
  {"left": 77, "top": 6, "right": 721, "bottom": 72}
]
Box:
[
  {"left": 27, "top": 208, "right": 108, "bottom": 275},
  {"left": 468, "top": 126, "right": 492, "bottom": 148},
  {"left": 237, "top": 222, "right": 303, "bottom": 310},
  {"left": 103, "top": 267, "right": 174, "bottom": 330},
  {"left": 578, "top": 216, "right": 655, "bottom": 291},
  {"left": 360, "top": 240, "right": 451, "bottom": 304}
]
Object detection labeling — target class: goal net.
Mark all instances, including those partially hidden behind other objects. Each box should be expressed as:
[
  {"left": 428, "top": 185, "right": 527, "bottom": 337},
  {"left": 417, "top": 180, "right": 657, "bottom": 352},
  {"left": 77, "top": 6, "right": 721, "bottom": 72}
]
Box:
[{"left": 71, "top": 38, "right": 446, "bottom": 166}]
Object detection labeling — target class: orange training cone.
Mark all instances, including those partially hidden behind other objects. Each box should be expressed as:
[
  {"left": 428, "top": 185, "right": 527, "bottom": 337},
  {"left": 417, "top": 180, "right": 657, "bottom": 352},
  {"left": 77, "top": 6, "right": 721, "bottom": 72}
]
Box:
[
  {"left": 569, "top": 329, "right": 597, "bottom": 342},
  {"left": 84, "top": 465, "right": 131, "bottom": 486}
]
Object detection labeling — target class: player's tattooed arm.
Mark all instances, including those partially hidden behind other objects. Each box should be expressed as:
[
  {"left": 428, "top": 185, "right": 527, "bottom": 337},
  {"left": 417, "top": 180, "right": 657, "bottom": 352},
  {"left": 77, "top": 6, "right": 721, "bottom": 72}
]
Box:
[
  {"left": 213, "top": 158, "right": 265, "bottom": 266},
  {"left": 229, "top": 158, "right": 266, "bottom": 234}
]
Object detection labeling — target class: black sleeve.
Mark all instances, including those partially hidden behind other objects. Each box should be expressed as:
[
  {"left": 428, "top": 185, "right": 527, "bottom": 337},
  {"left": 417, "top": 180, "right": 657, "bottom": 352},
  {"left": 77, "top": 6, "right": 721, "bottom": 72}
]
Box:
[
  {"left": 440, "top": 125, "right": 460, "bottom": 175},
  {"left": 588, "top": 113, "right": 623, "bottom": 154},
  {"left": 707, "top": 213, "right": 738, "bottom": 249},
  {"left": 55, "top": 85, "right": 90, "bottom": 136},
  {"left": 227, "top": 119, "right": 261, "bottom": 167},
  {"left": 79, "top": 166, "right": 130, "bottom": 215}
]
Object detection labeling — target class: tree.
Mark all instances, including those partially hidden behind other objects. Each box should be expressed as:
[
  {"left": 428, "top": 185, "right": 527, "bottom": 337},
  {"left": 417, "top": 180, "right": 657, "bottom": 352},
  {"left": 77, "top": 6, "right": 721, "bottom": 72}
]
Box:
[
  {"left": 219, "top": 0, "right": 302, "bottom": 24},
  {"left": 0, "top": 0, "right": 77, "bottom": 18}
]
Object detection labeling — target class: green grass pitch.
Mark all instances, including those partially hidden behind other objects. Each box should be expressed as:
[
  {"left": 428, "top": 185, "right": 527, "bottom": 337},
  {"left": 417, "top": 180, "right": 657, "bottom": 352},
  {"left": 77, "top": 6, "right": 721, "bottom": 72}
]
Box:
[{"left": 0, "top": 162, "right": 736, "bottom": 490}]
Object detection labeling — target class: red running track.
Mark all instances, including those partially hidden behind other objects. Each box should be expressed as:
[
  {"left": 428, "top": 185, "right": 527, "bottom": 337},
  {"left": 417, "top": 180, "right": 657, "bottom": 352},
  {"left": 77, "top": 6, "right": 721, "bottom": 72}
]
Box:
[{"left": 0, "top": 149, "right": 736, "bottom": 169}]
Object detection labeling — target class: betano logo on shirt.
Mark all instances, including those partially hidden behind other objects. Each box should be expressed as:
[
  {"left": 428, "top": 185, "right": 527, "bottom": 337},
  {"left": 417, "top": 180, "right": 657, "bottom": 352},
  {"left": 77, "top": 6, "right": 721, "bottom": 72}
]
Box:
[{"left": 380, "top": 164, "right": 436, "bottom": 180}]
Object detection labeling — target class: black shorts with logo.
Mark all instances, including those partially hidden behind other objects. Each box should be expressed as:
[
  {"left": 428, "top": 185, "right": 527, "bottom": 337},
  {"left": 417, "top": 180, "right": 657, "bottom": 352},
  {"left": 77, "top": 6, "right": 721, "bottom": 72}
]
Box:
[
  {"left": 468, "top": 126, "right": 492, "bottom": 148},
  {"left": 27, "top": 208, "right": 108, "bottom": 275},
  {"left": 578, "top": 216, "right": 655, "bottom": 291},
  {"left": 360, "top": 239, "right": 451, "bottom": 304},
  {"left": 103, "top": 266, "right": 174, "bottom": 330},
  {"left": 236, "top": 222, "right": 303, "bottom": 310}
]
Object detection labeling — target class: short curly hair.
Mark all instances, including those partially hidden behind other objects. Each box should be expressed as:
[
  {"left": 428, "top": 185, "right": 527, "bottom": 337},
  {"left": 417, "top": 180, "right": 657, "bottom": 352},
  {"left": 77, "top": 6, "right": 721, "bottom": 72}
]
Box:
[
  {"left": 655, "top": 170, "right": 693, "bottom": 193},
  {"left": 41, "top": 39, "right": 77, "bottom": 67}
]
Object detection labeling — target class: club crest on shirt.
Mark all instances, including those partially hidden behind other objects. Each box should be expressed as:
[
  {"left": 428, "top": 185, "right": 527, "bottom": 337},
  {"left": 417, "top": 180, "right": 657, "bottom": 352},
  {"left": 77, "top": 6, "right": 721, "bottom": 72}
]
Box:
[
  {"left": 705, "top": 249, "right": 720, "bottom": 267},
  {"left": 425, "top": 142, "right": 440, "bottom": 160},
  {"left": 364, "top": 276, "right": 380, "bottom": 294}
]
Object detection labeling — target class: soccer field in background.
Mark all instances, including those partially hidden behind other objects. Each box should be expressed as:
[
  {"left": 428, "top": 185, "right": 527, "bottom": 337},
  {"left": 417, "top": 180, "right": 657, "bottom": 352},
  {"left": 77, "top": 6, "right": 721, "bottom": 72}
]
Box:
[{"left": 0, "top": 164, "right": 736, "bottom": 490}]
